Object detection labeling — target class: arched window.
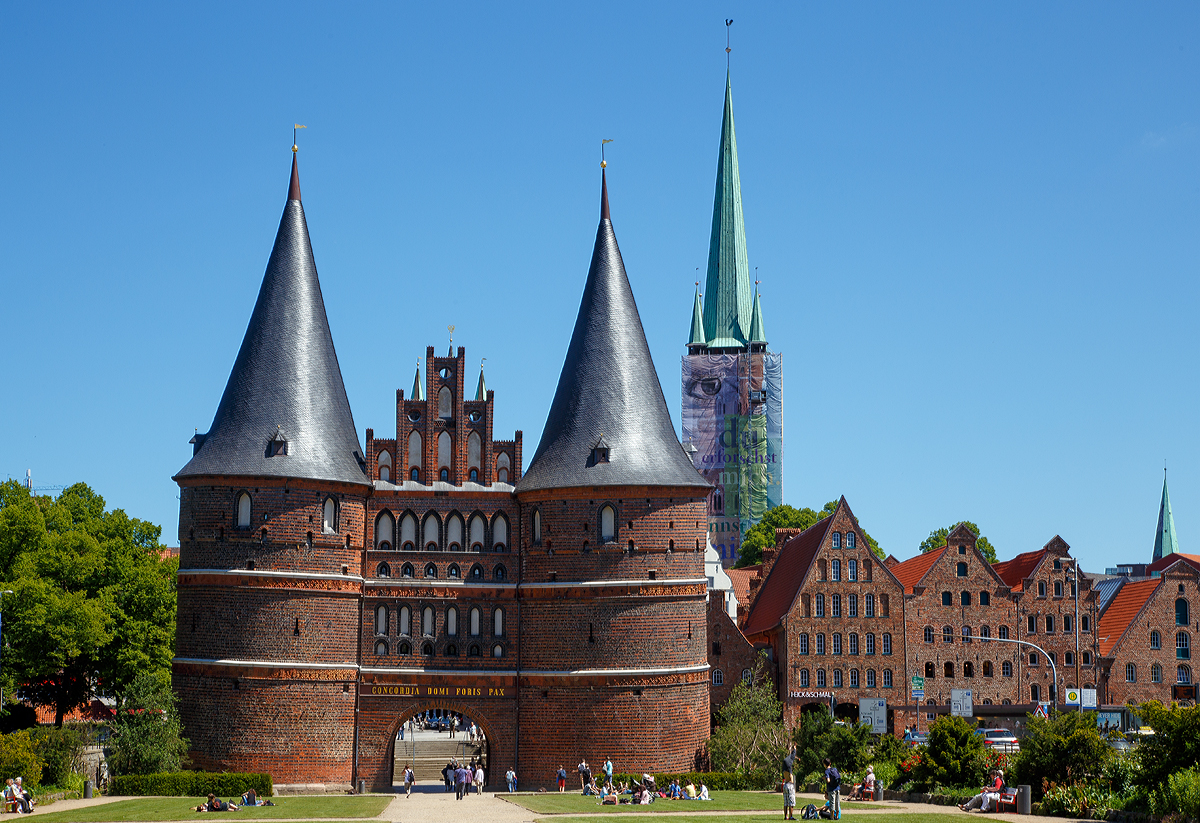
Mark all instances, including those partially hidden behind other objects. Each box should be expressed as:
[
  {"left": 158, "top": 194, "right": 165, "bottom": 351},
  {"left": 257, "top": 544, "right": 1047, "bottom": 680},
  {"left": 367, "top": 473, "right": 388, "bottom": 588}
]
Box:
[
  {"left": 942, "top": 591, "right": 953, "bottom": 606},
  {"left": 815, "top": 594, "right": 825, "bottom": 618},
  {"left": 496, "top": 452, "right": 510, "bottom": 483},
  {"left": 848, "top": 559, "right": 858, "bottom": 581},
  {"left": 1178, "top": 632, "right": 1191, "bottom": 660},
  {"left": 422, "top": 606, "right": 434, "bottom": 636},
  {"left": 438, "top": 386, "right": 453, "bottom": 419},
  {"left": 423, "top": 513, "right": 440, "bottom": 551},
  {"left": 1038, "top": 581, "right": 1047, "bottom": 597},
  {"left": 1046, "top": 615, "right": 1055, "bottom": 633},
  {"left": 1125, "top": 663, "right": 1136, "bottom": 682},
  {"left": 1178, "top": 599, "right": 1190, "bottom": 626},
  {"left": 469, "top": 468, "right": 478, "bottom": 482},
  {"left": 492, "top": 514, "right": 508, "bottom": 551},
  {"left": 399, "top": 606, "right": 411, "bottom": 636},
  {"left": 963, "top": 625, "right": 973, "bottom": 643},
  {"left": 712, "top": 670, "right": 724, "bottom": 686},
  {"left": 742, "top": 669, "right": 752, "bottom": 684},
  {"left": 944, "top": 661, "right": 954, "bottom": 678},
  {"left": 849, "top": 594, "right": 858, "bottom": 617},
  {"left": 866, "top": 594, "right": 875, "bottom": 617},
  {"left": 832, "top": 670, "right": 843, "bottom": 688},
  {"left": 832, "top": 633, "right": 843, "bottom": 654},
  {"left": 468, "top": 644, "right": 481, "bottom": 657},
  {"left": 816, "top": 670, "right": 827, "bottom": 688},
  {"left": 925, "top": 662, "right": 935, "bottom": 678},
  {"left": 816, "top": 634, "right": 826, "bottom": 654},
  {"left": 411, "top": 467, "right": 420, "bottom": 481},
  {"left": 441, "top": 468, "right": 449, "bottom": 482},
  {"left": 424, "top": 562, "right": 437, "bottom": 578},
  {"left": 532, "top": 508, "right": 542, "bottom": 545},
  {"left": 1179, "top": 665, "right": 1193, "bottom": 684},
  {"left": 323, "top": 497, "right": 338, "bottom": 533},
  {"left": 865, "top": 669, "right": 876, "bottom": 688},
  {"left": 831, "top": 560, "right": 842, "bottom": 582},
  {"left": 446, "top": 607, "right": 458, "bottom": 636},
  {"left": 983, "top": 661, "right": 993, "bottom": 677},
  {"left": 831, "top": 533, "right": 841, "bottom": 549},
  {"left": 493, "top": 565, "right": 507, "bottom": 581},
  {"left": 999, "top": 625, "right": 1010, "bottom": 640},
  {"left": 956, "top": 562, "right": 968, "bottom": 577},
  {"left": 401, "top": 563, "right": 414, "bottom": 579},
  {"left": 422, "top": 642, "right": 434, "bottom": 657},
  {"left": 437, "top": 431, "right": 452, "bottom": 481},
  {"left": 882, "top": 633, "right": 892, "bottom": 655},
  {"left": 377, "top": 449, "right": 391, "bottom": 482},
  {"left": 448, "top": 564, "right": 460, "bottom": 578},
  {"left": 375, "top": 605, "right": 388, "bottom": 635},
  {"left": 492, "top": 644, "right": 504, "bottom": 658},
  {"left": 1030, "top": 684, "right": 1040, "bottom": 702},
  {"left": 400, "top": 513, "right": 418, "bottom": 551},
  {"left": 832, "top": 595, "right": 842, "bottom": 617},
  {"left": 1002, "top": 661, "right": 1012, "bottom": 677},
  {"left": 865, "top": 633, "right": 876, "bottom": 655},
  {"left": 469, "top": 515, "right": 486, "bottom": 551},
  {"left": 943, "top": 626, "right": 953, "bottom": 643},
  {"left": 446, "top": 643, "right": 458, "bottom": 657},
  {"left": 979, "top": 625, "right": 991, "bottom": 641},
  {"left": 1081, "top": 615, "right": 1090, "bottom": 632},
  {"left": 848, "top": 633, "right": 859, "bottom": 655},
  {"left": 374, "top": 640, "right": 388, "bottom": 656},
  {"left": 470, "top": 563, "right": 484, "bottom": 579},
  {"left": 1055, "top": 580, "right": 1063, "bottom": 597},
  {"left": 493, "top": 607, "right": 505, "bottom": 636},
  {"left": 980, "top": 591, "right": 990, "bottom": 606},
  {"left": 799, "top": 634, "right": 809, "bottom": 654},
  {"left": 468, "top": 431, "right": 482, "bottom": 478},
  {"left": 1151, "top": 631, "right": 1161, "bottom": 649},
  {"left": 1152, "top": 663, "right": 1163, "bottom": 683},
  {"left": 799, "top": 669, "right": 810, "bottom": 687},
  {"left": 398, "top": 641, "right": 411, "bottom": 656},
  {"left": 376, "top": 562, "right": 391, "bottom": 578},
  {"left": 446, "top": 514, "right": 463, "bottom": 551},
  {"left": 236, "top": 492, "right": 251, "bottom": 528},
  {"left": 863, "top": 558, "right": 872, "bottom": 581},
  {"left": 924, "top": 626, "right": 934, "bottom": 643},
  {"left": 408, "top": 430, "right": 422, "bottom": 475},
  {"left": 961, "top": 591, "right": 971, "bottom": 606},
  {"left": 963, "top": 661, "right": 974, "bottom": 678},
  {"left": 846, "top": 532, "right": 856, "bottom": 549},
  {"left": 600, "top": 505, "right": 616, "bottom": 542},
  {"left": 376, "top": 511, "right": 395, "bottom": 550},
  {"left": 470, "top": 607, "right": 481, "bottom": 636}
]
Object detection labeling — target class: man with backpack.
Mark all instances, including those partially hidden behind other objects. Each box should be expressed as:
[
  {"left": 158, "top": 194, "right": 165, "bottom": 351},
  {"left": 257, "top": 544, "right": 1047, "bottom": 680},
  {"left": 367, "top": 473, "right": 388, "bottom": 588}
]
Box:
[
  {"left": 781, "top": 747, "right": 796, "bottom": 820},
  {"left": 823, "top": 758, "right": 841, "bottom": 820}
]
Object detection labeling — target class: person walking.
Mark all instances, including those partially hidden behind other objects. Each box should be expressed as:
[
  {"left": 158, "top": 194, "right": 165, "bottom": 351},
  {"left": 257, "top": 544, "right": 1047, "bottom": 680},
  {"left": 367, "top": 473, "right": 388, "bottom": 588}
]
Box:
[
  {"left": 455, "top": 762, "right": 470, "bottom": 800},
  {"left": 475, "top": 763, "right": 485, "bottom": 795},
  {"left": 556, "top": 765, "right": 567, "bottom": 793},
  {"left": 824, "top": 758, "right": 841, "bottom": 820},
  {"left": 781, "top": 748, "right": 797, "bottom": 820},
  {"left": 506, "top": 766, "right": 517, "bottom": 793},
  {"left": 603, "top": 758, "right": 613, "bottom": 788},
  {"left": 404, "top": 763, "right": 415, "bottom": 797}
]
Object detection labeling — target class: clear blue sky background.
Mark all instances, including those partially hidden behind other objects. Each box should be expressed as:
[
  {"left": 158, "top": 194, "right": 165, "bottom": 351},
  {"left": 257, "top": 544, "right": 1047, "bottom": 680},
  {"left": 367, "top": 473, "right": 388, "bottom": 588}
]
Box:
[{"left": 2, "top": 3, "right": 1197, "bottom": 573}]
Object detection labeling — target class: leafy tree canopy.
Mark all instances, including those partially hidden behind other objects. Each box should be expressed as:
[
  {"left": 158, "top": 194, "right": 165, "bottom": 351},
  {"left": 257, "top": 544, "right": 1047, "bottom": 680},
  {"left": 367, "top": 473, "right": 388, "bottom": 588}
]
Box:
[
  {"left": 910, "top": 715, "right": 987, "bottom": 791},
  {"left": 919, "top": 521, "right": 998, "bottom": 564},
  {"left": 1134, "top": 701, "right": 1200, "bottom": 795},
  {"left": 0, "top": 480, "right": 177, "bottom": 726},
  {"left": 107, "top": 671, "right": 189, "bottom": 776},
  {"left": 709, "top": 655, "right": 787, "bottom": 787},
  {"left": 736, "top": 502, "right": 883, "bottom": 568},
  {"left": 1011, "top": 709, "right": 1114, "bottom": 798}
]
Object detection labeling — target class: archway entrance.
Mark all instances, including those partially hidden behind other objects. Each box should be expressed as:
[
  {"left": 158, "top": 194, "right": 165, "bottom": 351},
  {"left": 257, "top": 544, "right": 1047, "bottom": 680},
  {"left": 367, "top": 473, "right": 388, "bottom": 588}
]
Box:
[{"left": 391, "top": 708, "right": 491, "bottom": 791}]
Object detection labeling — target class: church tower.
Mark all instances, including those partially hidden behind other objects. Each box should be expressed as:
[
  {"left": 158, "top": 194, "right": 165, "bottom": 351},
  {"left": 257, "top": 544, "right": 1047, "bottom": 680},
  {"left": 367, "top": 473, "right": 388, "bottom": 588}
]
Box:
[
  {"left": 682, "top": 70, "right": 784, "bottom": 567},
  {"left": 516, "top": 169, "right": 711, "bottom": 779},
  {"left": 173, "top": 150, "right": 369, "bottom": 786},
  {"left": 1153, "top": 471, "right": 1180, "bottom": 563}
]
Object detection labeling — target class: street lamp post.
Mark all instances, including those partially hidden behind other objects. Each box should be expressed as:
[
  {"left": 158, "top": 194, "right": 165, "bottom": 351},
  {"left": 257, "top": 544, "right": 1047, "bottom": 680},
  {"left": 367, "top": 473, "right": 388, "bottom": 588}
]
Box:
[
  {"left": 0, "top": 590, "right": 13, "bottom": 713},
  {"left": 969, "top": 632, "right": 1059, "bottom": 708}
]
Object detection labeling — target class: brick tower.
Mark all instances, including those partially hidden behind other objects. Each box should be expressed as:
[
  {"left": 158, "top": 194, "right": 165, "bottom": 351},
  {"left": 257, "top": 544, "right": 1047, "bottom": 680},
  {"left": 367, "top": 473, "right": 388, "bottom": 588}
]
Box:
[
  {"left": 515, "top": 170, "right": 712, "bottom": 778},
  {"left": 172, "top": 151, "right": 370, "bottom": 787}
]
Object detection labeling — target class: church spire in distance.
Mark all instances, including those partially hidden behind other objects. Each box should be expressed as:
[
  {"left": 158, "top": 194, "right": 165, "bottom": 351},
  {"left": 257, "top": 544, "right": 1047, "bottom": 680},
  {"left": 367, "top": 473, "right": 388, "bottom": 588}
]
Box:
[{"left": 1153, "top": 469, "right": 1180, "bottom": 563}]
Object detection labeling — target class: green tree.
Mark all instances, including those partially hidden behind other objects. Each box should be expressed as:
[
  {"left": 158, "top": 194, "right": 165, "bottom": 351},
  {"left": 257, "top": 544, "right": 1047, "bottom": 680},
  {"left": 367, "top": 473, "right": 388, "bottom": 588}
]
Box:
[
  {"left": 107, "top": 672, "right": 189, "bottom": 776},
  {"left": 0, "top": 730, "right": 44, "bottom": 788},
  {"left": 1134, "top": 701, "right": 1200, "bottom": 796},
  {"left": 910, "top": 715, "right": 987, "bottom": 791},
  {"left": 708, "top": 655, "right": 788, "bottom": 787},
  {"left": 1010, "top": 709, "right": 1113, "bottom": 798},
  {"left": 738, "top": 502, "right": 883, "bottom": 567},
  {"left": 919, "top": 522, "right": 997, "bottom": 564}
]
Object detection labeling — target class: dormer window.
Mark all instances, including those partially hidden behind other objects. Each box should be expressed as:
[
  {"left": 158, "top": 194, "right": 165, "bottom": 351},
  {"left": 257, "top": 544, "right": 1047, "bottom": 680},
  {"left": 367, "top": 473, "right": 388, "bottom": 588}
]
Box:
[
  {"left": 589, "top": 435, "right": 611, "bottom": 466},
  {"left": 267, "top": 429, "right": 288, "bottom": 457}
]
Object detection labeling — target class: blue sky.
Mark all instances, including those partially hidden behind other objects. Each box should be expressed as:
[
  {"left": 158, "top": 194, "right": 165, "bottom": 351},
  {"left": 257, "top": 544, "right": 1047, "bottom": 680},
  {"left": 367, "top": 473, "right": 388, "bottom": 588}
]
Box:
[{"left": 2, "top": 3, "right": 1196, "bottom": 572}]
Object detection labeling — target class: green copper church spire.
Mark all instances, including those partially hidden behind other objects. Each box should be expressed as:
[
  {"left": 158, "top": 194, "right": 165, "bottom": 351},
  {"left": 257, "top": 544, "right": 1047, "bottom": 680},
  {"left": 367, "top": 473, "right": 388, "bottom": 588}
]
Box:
[
  {"left": 1153, "top": 471, "right": 1180, "bottom": 563},
  {"left": 475, "top": 362, "right": 487, "bottom": 402},
  {"left": 701, "top": 71, "right": 753, "bottom": 349},
  {"left": 687, "top": 286, "right": 707, "bottom": 350},
  {"left": 411, "top": 362, "right": 424, "bottom": 402},
  {"left": 748, "top": 287, "right": 766, "bottom": 345}
]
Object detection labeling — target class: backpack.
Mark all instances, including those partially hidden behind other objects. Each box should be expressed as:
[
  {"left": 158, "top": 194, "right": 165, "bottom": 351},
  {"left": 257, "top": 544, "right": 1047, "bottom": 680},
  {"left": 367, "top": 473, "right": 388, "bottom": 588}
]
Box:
[
  {"left": 818, "top": 806, "right": 833, "bottom": 819},
  {"left": 802, "top": 804, "right": 819, "bottom": 819}
]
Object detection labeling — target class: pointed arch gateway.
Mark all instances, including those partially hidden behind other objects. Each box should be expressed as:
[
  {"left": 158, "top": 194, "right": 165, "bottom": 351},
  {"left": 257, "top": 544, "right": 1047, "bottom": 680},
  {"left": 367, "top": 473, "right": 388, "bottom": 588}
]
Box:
[{"left": 381, "top": 701, "right": 503, "bottom": 789}]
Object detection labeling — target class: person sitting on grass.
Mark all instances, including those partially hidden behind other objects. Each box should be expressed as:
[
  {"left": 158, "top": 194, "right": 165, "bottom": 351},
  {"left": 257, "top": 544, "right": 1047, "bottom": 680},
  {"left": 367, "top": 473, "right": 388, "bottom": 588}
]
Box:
[
  {"left": 698, "top": 783, "right": 710, "bottom": 801},
  {"left": 685, "top": 779, "right": 697, "bottom": 800},
  {"left": 194, "top": 794, "right": 238, "bottom": 812}
]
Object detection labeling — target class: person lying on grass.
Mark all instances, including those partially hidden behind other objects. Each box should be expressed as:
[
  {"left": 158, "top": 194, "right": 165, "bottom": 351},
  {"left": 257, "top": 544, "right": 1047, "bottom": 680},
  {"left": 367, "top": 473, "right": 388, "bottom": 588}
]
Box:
[{"left": 194, "top": 794, "right": 239, "bottom": 812}]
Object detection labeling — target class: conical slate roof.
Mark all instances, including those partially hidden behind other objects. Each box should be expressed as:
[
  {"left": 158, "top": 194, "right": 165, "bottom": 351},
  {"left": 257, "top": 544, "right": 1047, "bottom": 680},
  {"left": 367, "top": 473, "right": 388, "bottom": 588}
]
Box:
[
  {"left": 1153, "top": 472, "right": 1180, "bottom": 562},
  {"left": 518, "top": 172, "right": 709, "bottom": 493},
  {"left": 176, "top": 154, "right": 368, "bottom": 487}
]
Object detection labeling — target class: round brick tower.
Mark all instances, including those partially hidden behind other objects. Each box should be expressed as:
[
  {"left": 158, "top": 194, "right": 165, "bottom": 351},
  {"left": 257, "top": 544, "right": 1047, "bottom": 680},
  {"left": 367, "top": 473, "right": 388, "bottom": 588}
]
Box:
[
  {"left": 173, "top": 152, "right": 370, "bottom": 788},
  {"left": 515, "top": 170, "right": 712, "bottom": 779}
]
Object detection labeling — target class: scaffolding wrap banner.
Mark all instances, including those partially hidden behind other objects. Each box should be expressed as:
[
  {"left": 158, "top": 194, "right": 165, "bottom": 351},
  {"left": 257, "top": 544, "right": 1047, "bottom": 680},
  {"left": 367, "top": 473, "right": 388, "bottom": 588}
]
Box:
[{"left": 681, "top": 352, "right": 783, "bottom": 566}]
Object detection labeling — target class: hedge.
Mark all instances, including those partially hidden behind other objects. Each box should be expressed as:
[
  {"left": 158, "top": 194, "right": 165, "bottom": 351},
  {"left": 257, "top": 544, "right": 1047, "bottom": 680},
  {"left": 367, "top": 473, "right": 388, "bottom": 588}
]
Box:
[
  {"left": 610, "top": 772, "right": 756, "bottom": 791},
  {"left": 109, "top": 772, "right": 272, "bottom": 797}
]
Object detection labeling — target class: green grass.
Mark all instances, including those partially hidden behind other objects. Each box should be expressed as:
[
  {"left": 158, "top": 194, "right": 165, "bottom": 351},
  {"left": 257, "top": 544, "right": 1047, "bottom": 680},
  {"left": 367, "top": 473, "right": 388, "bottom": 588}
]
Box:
[
  {"left": 534, "top": 816, "right": 943, "bottom": 823},
  {"left": 504, "top": 792, "right": 882, "bottom": 815},
  {"left": 32, "top": 795, "right": 391, "bottom": 822}
]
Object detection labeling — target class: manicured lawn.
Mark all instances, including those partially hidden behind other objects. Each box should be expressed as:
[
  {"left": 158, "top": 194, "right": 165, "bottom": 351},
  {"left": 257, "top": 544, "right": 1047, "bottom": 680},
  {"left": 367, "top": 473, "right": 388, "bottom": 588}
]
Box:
[
  {"left": 504, "top": 792, "right": 882, "bottom": 814},
  {"left": 33, "top": 795, "right": 391, "bottom": 822},
  {"left": 534, "top": 816, "right": 942, "bottom": 823}
]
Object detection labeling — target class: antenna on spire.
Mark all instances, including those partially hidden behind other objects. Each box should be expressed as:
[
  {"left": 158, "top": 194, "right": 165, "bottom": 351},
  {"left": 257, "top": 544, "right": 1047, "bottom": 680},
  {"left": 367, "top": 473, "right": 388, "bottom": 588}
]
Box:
[
  {"left": 601, "top": 138, "right": 613, "bottom": 168},
  {"left": 725, "top": 19, "right": 733, "bottom": 68},
  {"left": 293, "top": 124, "right": 306, "bottom": 153}
]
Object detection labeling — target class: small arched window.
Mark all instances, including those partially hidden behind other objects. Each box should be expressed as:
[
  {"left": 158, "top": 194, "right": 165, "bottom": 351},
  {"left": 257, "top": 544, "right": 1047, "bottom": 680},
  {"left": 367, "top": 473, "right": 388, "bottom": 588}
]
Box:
[
  {"left": 470, "top": 607, "right": 481, "bottom": 636},
  {"left": 924, "top": 626, "right": 934, "bottom": 643},
  {"left": 468, "top": 644, "right": 481, "bottom": 657},
  {"left": 236, "top": 492, "right": 251, "bottom": 529},
  {"left": 493, "top": 607, "right": 505, "bottom": 636},
  {"left": 374, "top": 640, "right": 388, "bottom": 656},
  {"left": 494, "top": 565, "right": 507, "bottom": 581},
  {"left": 469, "top": 516, "right": 486, "bottom": 551},
  {"left": 942, "top": 625, "right": 953, "bottom": 643},
  {"left": 323, "top": 497, "right": 338, "bottom": 534},
  {"left": 424, "top": 563, "right": 437, "bottom": 579},
  {"left": 470, "top": 564, "right": 484, "bottom": 579},
  {"left": 962, "top": 625, "right": 972, "bottom": 643},
  {"left": 446, "top": 514, "right": 463, "bottom": 551},
  {"left": 712, "top": 670, "right": 724, "bottom": 686},
  {"left": 447, "top": 607, "right": 458, "bottom": 636},
  {"left": 1126, "top": 663, "right": 1137, "bottom": 682},
  {"left": 438, "top": 386, "right": 453, "bottom": 419},
  {"left": 1038, "top": 581, "right": 1047, "bottom": 597},
  {"left": 925, "top": 661, "right": 935, "bottom": 678},
  {"left": 492, "top": 644, "right": 504, "bottom": 658},
  {"left": 448, "top": 564, "right": 460, "bottom": 578},
  {"left": 1151, "top": 630, "right": 1161, "bottom": 649},
  {"left": 1081, "top": 615, "right": 1090, "bottom": 632},
  {"left": 1152, "top": 663, "right": 1163, "bottom": 683},
  {"left": 400, "top": 513, "right": 418, "bottom": 551},
  {"left": 848, "top": 559, "right": 858, "bottom": 582},
  {"left": 468, "top": 431, "right": 482, "bottom": 477},
  {"left": 866, "top": 594, "right": 875, "bottom": 617},
  {"left": 423, "top": 514, "right": 440, "bottom": 551},
  {"left": 983, "top": 661, "right": 993, "bottom": 677},
  {"left": 532, "top": 508, "right": 542, "bottom": 545},
  {"left": 980, "top": 591, "right": 990, "bottom": 606},
  {"left": 831, "top": 533, "right": 841, "bottom": 549},
  {"left": 399, "top": 606, "right": 411, "bottom": 635},
  {"left": 446, "top": 644, "right": 458, "bottom": 657},
  {"left": 376, "top": 511, "right": 395, "bottom": 551},
  {"left": 944, "top": 661, "right": 954, "bottom": 678},
  {"left": 493, "top": 515, "right": 508, "bottom": 551},
  {"left": 1002, "top": 661, "right": 1013, "bottom": 677},
  {"left": 963, "top": 661, "right": 974, "bottom": 677},
  {"left": 979, "top": 625, "right": 991, "bottom": 641},
  {"left": 1178, "top": 599, "right": 1190, "bottom": 626},
  {"left": 956, "top": 562, "right": 968, "bottom": 577},
  {"left": 1055, "top": 580, "right": 1064, "bottom": 597},
  {"left": 375, "top": 605, "right": 389, "bottom": 635},
  {"left": 815, "top": 594, "right": 825, "bottom": 618},
  {"left": 401, "top": 563, "right": 414, "bottom": 579},
  {"left": 846, "top": 532, "right": 856, "bottom": 549},
  {"left": 831, "top": 560, "right": 841, "bottom": 582},
  {"left": 1179, "top": 665, "right": 1192, "bottom": 684},
  {"left": 496, "top": 452, "right": 510, "bottom": 483},
  {"left": 1030, "top": 684, "right": 1041, "bottom": 701},
  {"left": 799, "top": 669, "right": 810, "bottom": 687},
  {"left": 422, "top": 607, "right": 434, "bottom": 636},
  {"left": 377, "top": 449, "right": 391, "bottom": 482},
  {"left": 376, "top": 562, "right": 391, "bottom": 578},
  {"left": 398, "top": 641, "right": 411, "bottom": 656},
  {"left": 942, "top": 591, "right": 952, "bottom": 606},
  {"left": 422, "top": 642, "right": 434, "bottom": 657},
  {"left": 600, "top": 505, "right": 616, "bottom": 542},
  {"left": 961, "top": 591, "right": 971, "bottom": 606},
  {"left": 1178, "top": 632, "right": 1191, "bottom": 660}
]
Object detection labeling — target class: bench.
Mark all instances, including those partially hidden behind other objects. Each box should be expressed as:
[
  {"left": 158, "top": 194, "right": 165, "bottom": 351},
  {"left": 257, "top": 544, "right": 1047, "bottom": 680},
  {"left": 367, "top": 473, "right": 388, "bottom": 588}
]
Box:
[{"left": 995, "top": 788, "right": 1018, "bottom": 813}]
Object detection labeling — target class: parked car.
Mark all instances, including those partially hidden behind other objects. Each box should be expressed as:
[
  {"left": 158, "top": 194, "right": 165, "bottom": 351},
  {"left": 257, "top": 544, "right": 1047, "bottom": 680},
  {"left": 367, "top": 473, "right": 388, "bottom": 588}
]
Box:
[
  {"left": 1108, "top": 737, "right": 1133, "bottom": 753},
  {"left": 980, "top": 728, "right": 1020, "bottom": 753}
]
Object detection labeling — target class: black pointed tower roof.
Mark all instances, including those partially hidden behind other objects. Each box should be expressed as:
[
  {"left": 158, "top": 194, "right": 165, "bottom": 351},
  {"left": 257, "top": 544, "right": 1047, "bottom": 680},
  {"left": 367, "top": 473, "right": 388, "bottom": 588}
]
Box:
[
  {"left": 175, "top": 153, "right": 368, "bottom": 487},
  {"left": 518, "top": 171, "right": 708, "bottom": 493}
]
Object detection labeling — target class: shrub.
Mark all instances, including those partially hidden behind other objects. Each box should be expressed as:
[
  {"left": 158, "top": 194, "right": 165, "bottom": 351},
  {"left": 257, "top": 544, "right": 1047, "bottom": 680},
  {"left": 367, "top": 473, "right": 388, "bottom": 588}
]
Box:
[
  {"left": 31, "top": 726, "right": 85, "bottom": 787},
  {"left": 872, "top": 761, "right": 899, "bottom": 792},
  {"left": 107, "top": 672, "right": 188, "bottom": 776},
  {"left": 1149, "top": 765, "right": 1200, "bottom": 819},
  {"left": 708, "top": 656, "right": 787, "bottom": 789},
  {"left": 1011, "top": 710, "right": 1112, "bottom": 799},
  {"left": 108, "top": 771, "right": 272, "bottom": 797},
  {"left": 0, "top": 730, "right": 44, "bottom": 788},
  {"left": 872, "top": 732, "right": 905, "bottom": 768},
  {"left": 1135, "top": 701, "right": 1200, "bottom": 798},
  {"left": 1040, "top": 780, "right": 1118, "bottom": 819},
  {"left": 908, "top": 715, "right": 986, "bottom": 792}
]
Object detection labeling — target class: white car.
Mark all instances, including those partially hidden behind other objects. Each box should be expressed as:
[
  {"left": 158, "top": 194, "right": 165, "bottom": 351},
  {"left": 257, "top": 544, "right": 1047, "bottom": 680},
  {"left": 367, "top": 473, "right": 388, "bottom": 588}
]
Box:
[{"left": 981, "top": 728, "right": 1020, "bottom": 753}]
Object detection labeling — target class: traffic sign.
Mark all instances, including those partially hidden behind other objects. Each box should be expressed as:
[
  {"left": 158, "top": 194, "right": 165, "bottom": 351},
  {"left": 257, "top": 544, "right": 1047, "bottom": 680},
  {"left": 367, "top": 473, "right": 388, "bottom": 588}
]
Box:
[
  {"left": 911, "top": 690, "right": 925, "bottom": 698},
  {"left": 951, "top": 689, "right": 974, "bottom": 718},
  {"left": 1065, "top": 689, "right": 1081, "bottom": 706},
  {"left": 1034, "top": 703, "right": 1049, "bottom": 719},
  {"left": 911, "top": 676, "right": 925, "bottom": 689}
]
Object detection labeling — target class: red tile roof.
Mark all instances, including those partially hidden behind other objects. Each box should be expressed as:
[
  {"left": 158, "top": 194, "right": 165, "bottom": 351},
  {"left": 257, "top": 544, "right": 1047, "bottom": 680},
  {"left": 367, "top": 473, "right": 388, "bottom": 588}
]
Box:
[
  {"left": 35, "top": 699, "right": 114, "bottom": 725},
  {"left": 1097, "top": 577, "right": 1161, "bottom": 656},
  {"left": 726, "top": 565, "right": 759, "bottom": 608},
  {"left": 1147, "top": 553, "right": 1200, "bottom": 575},
  {"left": 889, "top": 548, "right": 946, "bottom": 594},
  {"left": 741, "top": 516, "right": 832, "bottom": 636},
  {"left": 993, "top": 549, "right": 1047, "bottom": 592}
]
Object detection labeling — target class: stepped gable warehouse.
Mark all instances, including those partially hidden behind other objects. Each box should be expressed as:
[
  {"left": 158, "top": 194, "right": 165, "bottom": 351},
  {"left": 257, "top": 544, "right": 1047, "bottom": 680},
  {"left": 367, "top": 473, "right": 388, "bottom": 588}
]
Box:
[{"left": 173, "top": 156, "right": 711, "bottom": 789}]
